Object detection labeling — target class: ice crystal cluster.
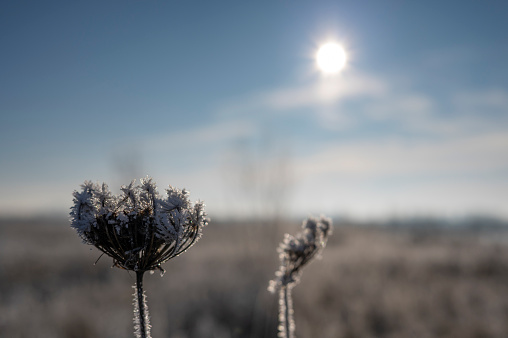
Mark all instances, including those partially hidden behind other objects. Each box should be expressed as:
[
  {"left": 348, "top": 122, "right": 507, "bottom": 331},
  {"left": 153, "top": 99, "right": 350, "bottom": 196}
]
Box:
[
  {"left": 70, "top": 177, "right": 207, "bottom": 273},
  {"left": 268, "top": 215, "right": 332, "bottom": 292}
]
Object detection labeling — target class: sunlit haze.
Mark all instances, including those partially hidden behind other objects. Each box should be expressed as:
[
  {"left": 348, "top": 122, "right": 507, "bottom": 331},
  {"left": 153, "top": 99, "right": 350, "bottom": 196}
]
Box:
[
  {"left": 316, "top": 43, "right": 347, "bottom": 74},
  {"left": 1, "top": 1, "right": 508, "bottom": 221}
]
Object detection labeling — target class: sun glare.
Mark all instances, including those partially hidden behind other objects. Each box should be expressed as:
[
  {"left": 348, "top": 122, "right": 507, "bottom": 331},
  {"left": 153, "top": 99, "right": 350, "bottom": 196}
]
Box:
[{"left": 316, "top": 43, "right": 347, "bottom": 74}]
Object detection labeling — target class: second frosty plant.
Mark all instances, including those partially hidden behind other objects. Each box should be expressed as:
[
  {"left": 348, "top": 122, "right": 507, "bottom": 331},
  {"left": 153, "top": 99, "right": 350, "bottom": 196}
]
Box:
[
  {"left": 70, "top": 177, "right": 208, "bottom": 338},
  {"left": 269, "top": 216, "right": 332, "bottom": 338}
]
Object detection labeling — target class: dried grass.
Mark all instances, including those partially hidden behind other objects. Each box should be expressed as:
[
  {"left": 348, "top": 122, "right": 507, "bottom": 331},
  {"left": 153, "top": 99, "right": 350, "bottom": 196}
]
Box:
[{"left": 1, "top": 218, "right": 508, "bottom": 337}]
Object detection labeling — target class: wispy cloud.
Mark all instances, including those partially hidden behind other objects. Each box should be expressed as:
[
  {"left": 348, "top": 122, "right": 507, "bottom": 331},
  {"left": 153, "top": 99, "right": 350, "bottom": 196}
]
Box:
[
  {"left": 148, "top": 119, "right": 257, "bottom": 148},
  {"left": 453, "top": 88, "right": 508, "bottom": 114},
  {"left": 216, "top": 70, "right": 436, "bottom": 131},
  {"left": 216, "top": 70, "right": 387, "bottom": 121},
  {"left": 294, "top": 131, "right": 508, "bottom": 179},
  {"left": 217, "top": 69, "right": 508, "bottom": 136},
  {"left": 260, "top": 72, "right": 387, "bottom": 111}
]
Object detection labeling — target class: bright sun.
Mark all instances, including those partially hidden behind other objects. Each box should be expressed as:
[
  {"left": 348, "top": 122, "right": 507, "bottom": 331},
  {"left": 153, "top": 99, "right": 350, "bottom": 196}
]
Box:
[{"left": 316, "top": 43, "right": 347, "bottom": 74}]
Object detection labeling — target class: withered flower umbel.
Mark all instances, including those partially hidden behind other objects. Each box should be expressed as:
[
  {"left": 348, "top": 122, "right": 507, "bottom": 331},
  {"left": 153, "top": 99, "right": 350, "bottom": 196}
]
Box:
[
  {"left": 71, "top": 177, "right": 207, "bottom": 273},
  {"left": 70, "top": 177, "right": 207, "bottom": 338}
]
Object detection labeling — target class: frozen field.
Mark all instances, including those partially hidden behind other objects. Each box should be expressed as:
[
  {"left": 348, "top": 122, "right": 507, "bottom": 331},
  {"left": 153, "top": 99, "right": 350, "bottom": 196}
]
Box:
[{"left": 1, "top": 218, "right": 508, "bottom": 338}]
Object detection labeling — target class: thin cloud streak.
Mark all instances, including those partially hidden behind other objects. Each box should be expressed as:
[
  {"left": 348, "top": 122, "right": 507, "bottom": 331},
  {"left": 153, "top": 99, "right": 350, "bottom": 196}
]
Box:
[
  {"left": 294, "top": 131, "right": 508, "bottom": 179},
  {"left": 148, "top": 120, "right": 257, "bottom": 148},
  {"left": 216, "top": 70, "right": 387, "bottom": 117},
  {"left": 261, "top": 71, "right": 387, "bottom": 111}
]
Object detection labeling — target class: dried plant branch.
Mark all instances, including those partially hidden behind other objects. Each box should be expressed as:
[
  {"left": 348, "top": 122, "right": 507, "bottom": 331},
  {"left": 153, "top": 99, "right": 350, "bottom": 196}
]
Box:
[{"left": 269, "top": 216, "right": 332, "bottom": 338}]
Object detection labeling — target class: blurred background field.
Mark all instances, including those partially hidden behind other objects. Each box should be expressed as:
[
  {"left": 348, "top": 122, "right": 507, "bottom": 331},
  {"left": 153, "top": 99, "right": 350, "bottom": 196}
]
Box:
[{"left": 2, "top": 217, "right": 508, "bottom": 338}]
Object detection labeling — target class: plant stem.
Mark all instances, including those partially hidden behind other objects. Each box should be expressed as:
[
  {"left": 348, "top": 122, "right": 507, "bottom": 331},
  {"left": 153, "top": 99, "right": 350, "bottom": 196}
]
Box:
[
  {"left": 279, "top": 285, "right": 295, "bottom": 338},
  {"left": 134, "top": 271, "right": 151, "bottom": 338}
]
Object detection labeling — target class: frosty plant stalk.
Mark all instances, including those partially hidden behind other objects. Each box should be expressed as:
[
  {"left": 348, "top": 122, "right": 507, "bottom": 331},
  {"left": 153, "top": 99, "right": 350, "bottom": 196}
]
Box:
[
  {"left": 70, "top": 177, "right": 208, "bottom": 338},
  {"left": 268, "top": 216, "right": 332, "bottom": 338}
]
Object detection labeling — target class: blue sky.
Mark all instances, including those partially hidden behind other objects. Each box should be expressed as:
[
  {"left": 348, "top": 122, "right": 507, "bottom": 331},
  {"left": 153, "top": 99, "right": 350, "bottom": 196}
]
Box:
[{"left": 1, "top": 1, "right": 508, "bottom": 220}]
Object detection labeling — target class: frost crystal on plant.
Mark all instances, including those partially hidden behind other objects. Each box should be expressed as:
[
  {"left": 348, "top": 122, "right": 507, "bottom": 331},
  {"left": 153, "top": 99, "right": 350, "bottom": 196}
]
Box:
[
  {"left": 268, "top": 215, "right": 332, "bottom": 338},
  {"left": 70, "top": 177, "right": 208, "bottom": 273},
  {"left": 268, "top": 215, "right": 332, "bottom": 292}
]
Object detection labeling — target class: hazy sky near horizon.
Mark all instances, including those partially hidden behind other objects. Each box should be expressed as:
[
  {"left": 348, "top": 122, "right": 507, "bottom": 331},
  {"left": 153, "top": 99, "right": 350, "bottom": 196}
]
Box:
[{"left": 1, "top": 1, "right": 508, "bottom": 219}]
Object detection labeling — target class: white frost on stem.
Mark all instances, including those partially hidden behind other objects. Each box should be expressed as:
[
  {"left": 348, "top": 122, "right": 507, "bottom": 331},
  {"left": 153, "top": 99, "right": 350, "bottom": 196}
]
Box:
[
  {"left": 133, "top": 272, "right": 151, "bottom": 338},
  {"left": 269, "top": 215, "right": 332, "bottom": 338},
  {"left": 278, "top": 285, "right": 295, "bottom": 338}
]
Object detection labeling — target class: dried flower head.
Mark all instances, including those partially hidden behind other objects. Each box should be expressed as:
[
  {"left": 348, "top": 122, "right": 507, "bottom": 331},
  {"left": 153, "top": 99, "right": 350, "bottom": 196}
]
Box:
[
  {"left": 268, "top": 215, "right": 332, "bottom": 292},
  {"left": 268, "top": 215, "right": 332, "bottom": 338},
  {"left": 70, "top": 177, "right": 208, "bottom": 273}
]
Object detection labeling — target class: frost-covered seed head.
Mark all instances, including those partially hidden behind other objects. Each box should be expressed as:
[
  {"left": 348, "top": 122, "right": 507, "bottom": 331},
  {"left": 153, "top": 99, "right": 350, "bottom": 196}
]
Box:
[
  {"left": 70, "top": 177, "right": 208, "bottom": 273},
  {"left": 268, "top": 215, "right": 333, "bottom": 292}
]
